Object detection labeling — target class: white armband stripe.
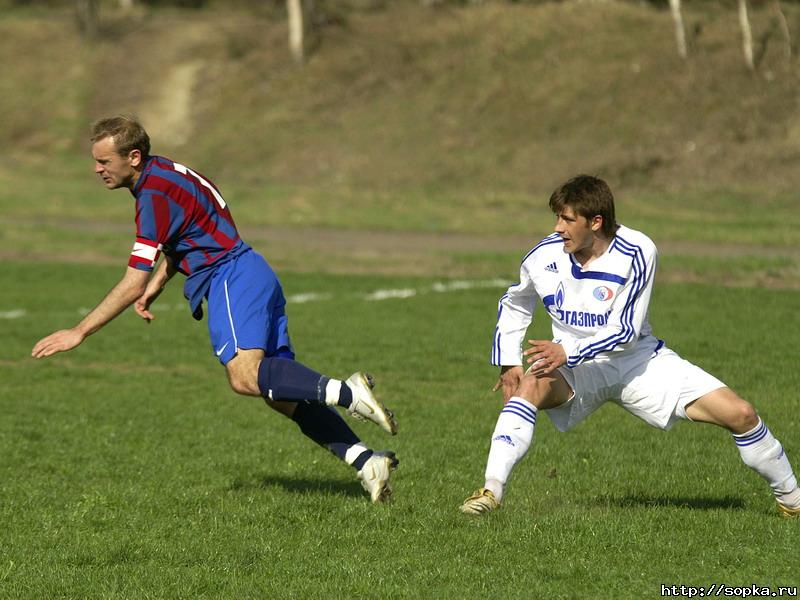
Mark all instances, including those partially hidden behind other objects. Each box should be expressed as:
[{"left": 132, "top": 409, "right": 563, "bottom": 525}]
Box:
[{"left": 131, "top": 241, "right": 162, "bottom": 262}]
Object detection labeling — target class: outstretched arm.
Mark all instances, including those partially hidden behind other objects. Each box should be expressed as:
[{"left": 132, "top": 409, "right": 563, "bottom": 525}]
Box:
[{"left": 31, "top": 266, "right": 151, "bottom": 358}]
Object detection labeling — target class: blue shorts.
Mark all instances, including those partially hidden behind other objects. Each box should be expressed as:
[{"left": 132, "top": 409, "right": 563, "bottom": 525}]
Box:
[{"left": 206, "top": 250, "right": 294, "bottom": 365}]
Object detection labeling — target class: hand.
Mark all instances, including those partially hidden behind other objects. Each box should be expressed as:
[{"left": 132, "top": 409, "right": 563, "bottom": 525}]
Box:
[
  {"left": 523, "top": 340, "right": 567, "bottom": 377},
  {"left": 31, "top": 328, "right": 85, "bottom": 359},
  {"left": 134, "top": 288, "right": 161, "bottom": 322},
  {"left": 492, "top": 365, "right": 524, "bottom": 404}
]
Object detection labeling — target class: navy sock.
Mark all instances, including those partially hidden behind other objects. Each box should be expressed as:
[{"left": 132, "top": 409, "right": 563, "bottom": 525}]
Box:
[
  {"left": 258, "top": 357, "right": 328, "bottom": 403},
  {"left": 339, "top": 384, "right": 353, "bottom": 408},
  {"left": 291, "top": 402, "right": 373, "bottom": 469}
]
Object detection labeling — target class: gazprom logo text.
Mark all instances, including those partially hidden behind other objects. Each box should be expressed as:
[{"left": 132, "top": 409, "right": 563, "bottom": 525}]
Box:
[
  {"left": 593, "top": 286, "right": 614, "bottom": 301},
  {"left": 543, "top": 291, "right": 612, "bottom": 328},
  {"left": 555, "top": 309, "right": 612, "bottom": 327}
]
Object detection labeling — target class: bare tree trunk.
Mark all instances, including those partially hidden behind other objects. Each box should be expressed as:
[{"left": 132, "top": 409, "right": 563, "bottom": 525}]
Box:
[
  {"left": 287, "top": 0, "right": 305, "bottom": 65},
  {"left": 773, "top": 0, "right": 791, "bottom": 60},
  {"left": 738, "top": 0, "right": 755, "bottom": 70},
  {"left": 669, "top": 0, "right": 687, "bottom": 59},
  {"left": 76, "top": 0, "right": 98, "bottom": 39}
]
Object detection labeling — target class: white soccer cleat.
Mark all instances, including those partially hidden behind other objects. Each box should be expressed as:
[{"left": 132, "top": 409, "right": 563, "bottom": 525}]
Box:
[
  {"left": 460, "top": 488, "right": 500, "bottom": 515},
  {"left": 345, "top": 372, "right": 398, "bottom": 435},
  {"left": 358, "top": 451, "right": 399, "bottom": 503}
]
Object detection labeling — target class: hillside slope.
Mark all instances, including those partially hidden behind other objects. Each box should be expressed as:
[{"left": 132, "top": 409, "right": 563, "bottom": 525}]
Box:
[{"left": 2, "top": 2, "right": 800, "bottom": 198}]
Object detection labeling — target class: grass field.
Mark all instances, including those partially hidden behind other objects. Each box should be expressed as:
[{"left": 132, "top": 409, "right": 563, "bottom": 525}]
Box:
[
  {"left": 1, "top": 261, "right": 798, "bottom": 598},
  {"left": 2, "top": 2, "right": 799, "bottom": 597}
]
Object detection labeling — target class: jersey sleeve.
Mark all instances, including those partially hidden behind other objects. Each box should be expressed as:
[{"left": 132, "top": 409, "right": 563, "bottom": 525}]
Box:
[
  {"left": 491, "top": 261, "right": 539, "bottom": 366},
  {"left": 560, "top": 241, "right": 657, "bottom": 368},
  {"left": 128, "top": 191, "right": 178, "bottom": 271}
]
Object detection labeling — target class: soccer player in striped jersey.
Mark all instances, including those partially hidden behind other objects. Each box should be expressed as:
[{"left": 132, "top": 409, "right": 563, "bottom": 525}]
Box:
[
  {"left": 31, "top": 116, "right": 398, "bottom": 503},
  {"left": 460, "top": 175, "right": 799, "bottom": 517}
]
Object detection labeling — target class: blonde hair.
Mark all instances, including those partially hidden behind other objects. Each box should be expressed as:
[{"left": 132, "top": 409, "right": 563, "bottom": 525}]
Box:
[{"left": 90, "top": 115, "right": 150, "bottom": 158}]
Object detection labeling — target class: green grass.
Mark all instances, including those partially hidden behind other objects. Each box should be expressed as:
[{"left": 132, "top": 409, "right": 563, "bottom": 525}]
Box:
[
  {"left": 1, "top": 3, "right": 799, "bottom": 595},
  {"left": 1, "top": 262, "right": 797, "bottom": 598}
]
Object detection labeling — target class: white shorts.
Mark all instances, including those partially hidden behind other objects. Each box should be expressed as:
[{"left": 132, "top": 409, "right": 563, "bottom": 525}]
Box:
[{"left": 546, "top": 343, "right": 726, "bottom": 432}]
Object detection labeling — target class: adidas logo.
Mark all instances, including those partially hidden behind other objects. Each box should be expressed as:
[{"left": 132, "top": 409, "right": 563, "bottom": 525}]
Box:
[
  {"left": 545, "top": 262, "right": 558, "bottom": 273},
  {"left": 493, "top": 434, "right": 514, "bottom": 446}
]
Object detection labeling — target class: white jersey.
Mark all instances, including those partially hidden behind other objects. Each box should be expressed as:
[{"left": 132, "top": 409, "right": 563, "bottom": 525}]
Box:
[{"left": 492, "top": 224, "right": 661, "bottom": 369}]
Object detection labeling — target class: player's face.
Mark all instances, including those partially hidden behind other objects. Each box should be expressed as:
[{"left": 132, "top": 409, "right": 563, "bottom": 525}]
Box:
[
  {"left": 92, "top": 136, "right": 140, "bottom": 190},
  {"left": 554, "top": 206, "right": 597, "bottom": 255}
]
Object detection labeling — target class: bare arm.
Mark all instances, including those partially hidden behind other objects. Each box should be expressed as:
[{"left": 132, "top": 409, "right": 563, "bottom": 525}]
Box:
[
  {"left": 31, "top": 267, "right": 151, "bottom": 359},
  {"left": 134, "top": 257, "right": 177, "bottom": 322}
]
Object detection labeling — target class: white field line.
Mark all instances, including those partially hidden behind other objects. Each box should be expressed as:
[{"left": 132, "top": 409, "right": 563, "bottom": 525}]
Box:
[
  {"left": 4, "top": 279, "right": 512, "bottom": 318},
  {"left": 365, "top": 289, "right": 417, "bottom": 301},
  {"left": 0, "top": 309, "right": 26, "bottom": 319},
  {"left": 287, "top": 292, "right": 334, "bottom": 304}
]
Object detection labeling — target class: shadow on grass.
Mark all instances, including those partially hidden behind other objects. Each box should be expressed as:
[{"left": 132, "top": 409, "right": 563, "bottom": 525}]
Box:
[
  {"left": 225, "top": 474, "right": 362, "bottom": 498},
  {"left": 589, "top": 493, "right": 746, "bottom": 511}
]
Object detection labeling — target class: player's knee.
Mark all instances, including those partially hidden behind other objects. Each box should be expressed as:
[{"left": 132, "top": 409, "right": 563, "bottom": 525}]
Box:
[
  {"left": 516, "top": 374, "right": 547, "bottom": 407},
  {"left": 228, "top": 376, "right": 252, "bottom": 396},
  {"left": 226, "top": 365, "right": 260, "bottom": 396},
  {"left": 732, "top": 400, "right": 759, "bottom": 432},
  {"left": 224, "top": 351, "right": 264, "bottom": 397}
]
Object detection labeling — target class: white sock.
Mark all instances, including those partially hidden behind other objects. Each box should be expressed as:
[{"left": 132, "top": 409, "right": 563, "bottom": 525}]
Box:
[
  {"left": 734, "top": 417, "right": 800, "bottom": 508},
  {"left": 483, "top": 396, "right": 538, "bottom": 502},
  {"left": 343, "top": 443, "right": 370, "bottom": 466},
  {"left": 324, "top": 379, "right": 343, "bottom": 407}
]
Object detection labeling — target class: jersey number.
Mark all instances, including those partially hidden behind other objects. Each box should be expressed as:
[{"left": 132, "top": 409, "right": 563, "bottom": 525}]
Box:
[{"left": 173, "top": 162, "right": 227, "bottom": 209}]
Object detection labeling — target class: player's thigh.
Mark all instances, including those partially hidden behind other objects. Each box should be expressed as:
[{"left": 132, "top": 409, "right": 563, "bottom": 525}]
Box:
[
  {"left": 517, "top": 369, "right": 573, "bottom": 409},
  {"left": 207, "top": 253, "right": 283, "bottom": 363},
  {"left": 620, "top": 348, "right": 727, "bottom": 430},
  {"left": 684, "top": 387, "right": 758, "bottom": 434},
  {"left": 543, "top": 360, "right": 616, "bottom": 432}
]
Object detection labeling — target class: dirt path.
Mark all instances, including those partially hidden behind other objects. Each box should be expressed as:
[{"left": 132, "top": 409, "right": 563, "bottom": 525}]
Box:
[{"left": 6, "top": 218, "right": 799, "bottom": 287}]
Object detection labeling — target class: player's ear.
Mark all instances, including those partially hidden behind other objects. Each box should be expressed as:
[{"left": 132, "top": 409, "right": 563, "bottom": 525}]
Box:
[
  {"left": 590, "top": 215, "right": 603, "bottom": 232},
  {"left": 128, "top": 149, "right": 142, "bottom": 167}
]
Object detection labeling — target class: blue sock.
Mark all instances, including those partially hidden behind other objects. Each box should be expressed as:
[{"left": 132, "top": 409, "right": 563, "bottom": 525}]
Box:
[
  {"left": 258, "top": 357, "right": 354, "bottom": 407},
  {"left": 339, "top": 384, "right": 353, "bottom": 408},
  {"left": 258, "top": 357, "right": 328, "bottom": 403},
  {"left": 291, "top": 402, "right": 373, "bottom": 470}
]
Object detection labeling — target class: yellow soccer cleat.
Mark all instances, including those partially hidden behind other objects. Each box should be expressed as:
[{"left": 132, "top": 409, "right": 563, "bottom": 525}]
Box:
[
  {"left": 460, "top": 488, "right": 500, "bottom": 515},
  {"left": 777, "top": 501, "right": 800, "bottom": 518}
]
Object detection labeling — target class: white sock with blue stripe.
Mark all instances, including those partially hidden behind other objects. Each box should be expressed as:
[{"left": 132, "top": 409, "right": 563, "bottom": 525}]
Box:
[
  {"left": 733, "top": 417, "right": 800, "bottom": 509},
  {"left": 483, "top": 396, "right": 538, "bottom": 502}
]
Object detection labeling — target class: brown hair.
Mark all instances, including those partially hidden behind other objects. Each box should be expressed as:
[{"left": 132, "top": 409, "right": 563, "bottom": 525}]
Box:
[
  {"left": 548, "top": 175, "right": 617, "bottom": 238},
  {"left": 90, "top": 115, "right": 151, "bottom": 158}
]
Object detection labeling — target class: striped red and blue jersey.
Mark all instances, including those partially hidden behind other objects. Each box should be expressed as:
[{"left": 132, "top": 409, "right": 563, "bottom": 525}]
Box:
[{"left": 129, "top": 156, "right": 250, "bottom": 317}]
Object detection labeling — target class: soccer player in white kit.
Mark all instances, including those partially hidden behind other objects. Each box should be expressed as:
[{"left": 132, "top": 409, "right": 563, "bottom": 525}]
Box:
[{"left": 460, "top": 175, "right": 800, "bottom": 517}]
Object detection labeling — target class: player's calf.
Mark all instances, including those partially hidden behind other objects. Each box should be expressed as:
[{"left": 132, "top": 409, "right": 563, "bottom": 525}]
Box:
[{"left": 253, "top": 358, "right": 399, "bottom": 434}]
